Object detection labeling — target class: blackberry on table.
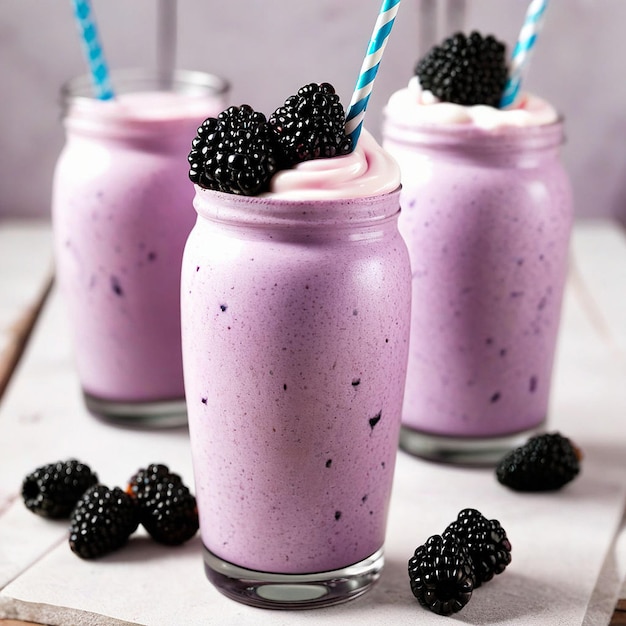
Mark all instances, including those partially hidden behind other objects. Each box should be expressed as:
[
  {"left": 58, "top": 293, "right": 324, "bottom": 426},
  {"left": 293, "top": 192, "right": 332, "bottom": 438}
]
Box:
[
  {"left": 69, "top": 484, "right": 139, "bottom": 559},
  {"left": 21, "top": 459, "right": 98, "bottom": 519},
  {"left": 140, "top": 481, "right": 199, "bottom": 545},
  {"left": 408, "top": 534, "right": 474, "bottom": 615},
  {"left": 126, "top": 464, "right": 198, "bottom": 545},
  {"left": 443, "top": 508, "right": 512, "bottom": 587},
  {"left": 268, "top": 83, "right": 353, "bottom": 168},
  {"left": 126, "top": 463, "right": 183, "bottom": 503},
  {"left": 414, "top": 31, "right": 508, "bottom": 107},
  {"left": 188, "top": 105, "right": 278, "bottom": 196},
  {"left": 496, "top": 432, "right": 582, "bottom": 491}
]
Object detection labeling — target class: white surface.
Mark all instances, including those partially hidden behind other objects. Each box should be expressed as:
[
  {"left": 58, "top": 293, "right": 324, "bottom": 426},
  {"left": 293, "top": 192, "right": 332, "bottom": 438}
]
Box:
[
  {"left": 0, "top": 221, "right": 626, "bottom": 625},
  {"left": 0, "top": 220, "right": 53, "bottom": 373},
  {"left": 571, "top": 222, "right": 626, "bottom": 359}
]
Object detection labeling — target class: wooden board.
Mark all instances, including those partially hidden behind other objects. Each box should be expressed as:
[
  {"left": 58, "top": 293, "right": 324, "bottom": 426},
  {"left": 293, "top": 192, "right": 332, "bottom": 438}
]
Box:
[{"left": 0, "top": 220, "right": 53, "bottom": 399}]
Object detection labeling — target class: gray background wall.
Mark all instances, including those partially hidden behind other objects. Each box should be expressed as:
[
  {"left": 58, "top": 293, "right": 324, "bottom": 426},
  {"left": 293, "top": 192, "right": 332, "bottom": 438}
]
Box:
[{"left": 1, "top": 0, "right": 624, "bottom": 222}]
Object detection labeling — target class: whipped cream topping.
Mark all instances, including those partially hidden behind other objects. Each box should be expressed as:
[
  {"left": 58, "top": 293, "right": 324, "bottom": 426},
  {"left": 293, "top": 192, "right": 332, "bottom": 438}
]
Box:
[
  {"left": 385, "top": 77, "right": 558, "bottom": 130},
  {"left": 266, "top": 129, "right": 401, "bottom": 200}
]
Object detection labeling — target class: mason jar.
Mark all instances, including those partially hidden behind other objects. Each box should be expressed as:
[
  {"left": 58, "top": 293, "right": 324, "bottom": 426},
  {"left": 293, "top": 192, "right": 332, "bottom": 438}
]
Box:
[
  {"left": 52, "top": 68, "right": 229, "bottom": 426},
  {"left": 181, "top": 186, "right": 411, "bottom": 608},
  {"left": 383, "top": 118, "right": 573, "bottom": 464}
]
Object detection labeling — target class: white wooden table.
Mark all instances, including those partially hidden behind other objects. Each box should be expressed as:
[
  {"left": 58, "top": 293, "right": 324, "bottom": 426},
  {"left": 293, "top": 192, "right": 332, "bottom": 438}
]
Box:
[{"left": 1, "top": 219, "right": 625, "bottom": 626}]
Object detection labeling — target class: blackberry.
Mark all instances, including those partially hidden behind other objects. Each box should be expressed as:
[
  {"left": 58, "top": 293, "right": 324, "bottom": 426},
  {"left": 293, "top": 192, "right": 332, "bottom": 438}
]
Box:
[
  {"left": 268, "top": 83, "right": 353, "bottom": 168},
  {"left": 188, "top": 105, "right": 277, "bottom": 196},
  {"left": 126, "top": 463, "right": 184, "bottom": 503},
  {"left": 21, "top": 459, "right": 98, "bottom": 519},
  {"left": 126, "top": 464, "right": 198, "bottom": 545},
  {"left": 408, "top": 534, "right": 474, "bottom": 616},
  {"left": 140, "top": 480, "right": 199, "bottom": 545},
  {"left": 443, "top": 508, "right": 512, "bottom": 587},
  {"left": 496, "top": 432, "right": 582, "bottom": 491},
  {"left": 69, "top": 485, "right": 139, "bottom": 559},
  {"left": 414, "top": 31, "right": 508, "bottom": 107}
]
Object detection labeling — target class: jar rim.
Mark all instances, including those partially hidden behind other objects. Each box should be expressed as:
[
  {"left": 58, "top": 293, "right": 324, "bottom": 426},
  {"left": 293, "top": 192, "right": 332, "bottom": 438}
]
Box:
[
  {"left": 61, "top": 67, "right": 230, "bottom": 104},
  {"left": 59, "top": 68, "right": 229, "bottom": 135},
  {"left": 382, "top": 116, "right": 565, "bottom": 151},
  {"left": 193, "top": 185, "right": 402, "bottom": 229}
]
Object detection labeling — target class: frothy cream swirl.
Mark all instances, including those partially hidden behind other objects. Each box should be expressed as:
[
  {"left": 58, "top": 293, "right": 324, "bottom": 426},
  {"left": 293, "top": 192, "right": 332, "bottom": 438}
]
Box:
[
  {"left": 385, "top": 77, "right": 558, "bottom": 130},
  {"left": 266, "top": 129, "right": 401, "bottom": 200}
]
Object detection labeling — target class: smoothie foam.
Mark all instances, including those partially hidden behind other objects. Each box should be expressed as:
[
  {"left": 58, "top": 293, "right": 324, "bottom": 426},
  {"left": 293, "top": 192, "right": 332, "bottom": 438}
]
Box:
[
  {"left": 386, "top": 77, "right": 558, "bottom": 130},
  {"left": 267, "top": 129, "right": 400, "bottom": 199}
]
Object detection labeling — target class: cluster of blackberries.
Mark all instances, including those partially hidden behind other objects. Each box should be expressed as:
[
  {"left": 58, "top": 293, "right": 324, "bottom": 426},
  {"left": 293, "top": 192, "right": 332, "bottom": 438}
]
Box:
[
  {"left": 21, "top": 460, "right": 198, "bottom": 559},
  {"left": 188, "top": 82, "right": 353, "bottom": 196},
  {"left": 496, "top": 432, "right": 582, "bottom": 492},
  {"left": 408, "top": 508, "right": 511, "bottom": 616},
  {"left": 414, "top": 31, "right": 508, "bottom": 108}
]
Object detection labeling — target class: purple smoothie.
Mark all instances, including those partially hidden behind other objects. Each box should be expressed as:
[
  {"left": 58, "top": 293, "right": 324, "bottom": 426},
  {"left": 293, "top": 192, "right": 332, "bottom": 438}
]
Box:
[
  {"left": 52, "top": 70, "right": 227, "bottom": 422},
  {"left": 383, "top": 119, "right": 572, "bottom": 458},
  {"left": 181, "top": 188, "right": 411, "bottom": 575}
]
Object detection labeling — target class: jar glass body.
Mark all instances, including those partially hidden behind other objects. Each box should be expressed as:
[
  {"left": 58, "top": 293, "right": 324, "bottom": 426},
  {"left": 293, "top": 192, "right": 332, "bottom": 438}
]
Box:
[
  {"left": 383, "top": 118, "right": 573, "bottom": 463},
  {"left": 181, "top": 187, "right": 411, "bottom": 608},
  {"left": 52, "top": 68, "right": 229, "bottom": 425}
]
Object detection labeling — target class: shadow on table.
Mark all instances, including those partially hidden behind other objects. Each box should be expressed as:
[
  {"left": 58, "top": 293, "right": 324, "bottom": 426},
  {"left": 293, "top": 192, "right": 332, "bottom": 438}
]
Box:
[
  {"left": 103, "top": 533, "right": 203, "bottom": 564},
  {"left": 360, "top": 556, "right": 585, "bottom": 623},
  {"left": 456, "top": 571, "right": 578, "bottom": 624}
]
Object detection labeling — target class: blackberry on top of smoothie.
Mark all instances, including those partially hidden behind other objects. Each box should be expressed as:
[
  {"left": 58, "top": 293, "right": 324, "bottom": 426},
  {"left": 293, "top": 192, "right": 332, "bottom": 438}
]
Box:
[
  {"left": 414, "top": 31, "right": 508, "bottom": 107},
  {"left": 187, "top": 82, "right": 354, "bottom": 196}
]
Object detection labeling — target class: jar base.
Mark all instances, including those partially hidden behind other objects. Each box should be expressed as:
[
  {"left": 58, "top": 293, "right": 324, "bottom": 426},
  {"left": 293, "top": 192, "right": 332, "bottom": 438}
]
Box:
[
  {"left": 203, "top": 546, "right": 384, "bottom": 610},
  {"left": 399, "top": 423, "right": 545, "bottom": 466},
  {"left": 83, "top": 392, "right": 187, "bottom": 428}
]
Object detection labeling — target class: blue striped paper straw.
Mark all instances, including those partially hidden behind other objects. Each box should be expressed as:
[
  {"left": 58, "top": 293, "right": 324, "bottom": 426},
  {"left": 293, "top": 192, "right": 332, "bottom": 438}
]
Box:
[
  {"left": 345, "top": 0, "right": 402, "bottom": 147},
  {"left": 500, "top": 0, "right": 549, "bottom": 108},
  {"left": 71, "top": 0, "right": 115, "bottom": 100}
]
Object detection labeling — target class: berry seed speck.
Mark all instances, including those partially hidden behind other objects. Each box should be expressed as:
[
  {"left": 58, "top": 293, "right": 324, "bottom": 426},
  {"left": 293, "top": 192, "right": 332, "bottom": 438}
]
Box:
[
  {"left": 369, "top": 411, "right": 382, "bottom": 431},
  {"left": 110, "top": 276, "right": 124, "bottom": 297}
]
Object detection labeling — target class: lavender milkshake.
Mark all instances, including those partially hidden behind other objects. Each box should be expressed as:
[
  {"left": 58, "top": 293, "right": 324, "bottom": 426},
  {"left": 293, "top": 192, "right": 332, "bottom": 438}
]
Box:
[
  {"left": 383, "top": 55, "right": 573, "bottom": 463},
  {"left": 52, "top": 69, "right": 228, "bottom": 425},
  {"left": 182, "top": 118, "right": 410, "bottom": 607}
]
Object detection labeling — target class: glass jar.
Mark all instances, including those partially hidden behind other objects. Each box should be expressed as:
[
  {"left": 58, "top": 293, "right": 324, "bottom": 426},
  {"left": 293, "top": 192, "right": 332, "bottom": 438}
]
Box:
[
  {"left": 181, "top": 187, "right": 411, "bottom": 608},
  {"left": 52, "top": 68, "right": 229, "bottom": 426},
  {"left": 383, "top": 118, "right": 573, "bottom": 464}
]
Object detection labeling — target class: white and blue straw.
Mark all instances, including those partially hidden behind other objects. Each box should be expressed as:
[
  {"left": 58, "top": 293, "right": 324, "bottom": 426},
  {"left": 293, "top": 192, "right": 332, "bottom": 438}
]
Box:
[
  {"left": 500, "top": 0, "right": 549, "bottom": 109},
  {"left": 345, "top": 0, "right": 402, "bottom": 147},
  {"left": 71, "top": 0, "right": 115, "bottom": 100}
]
